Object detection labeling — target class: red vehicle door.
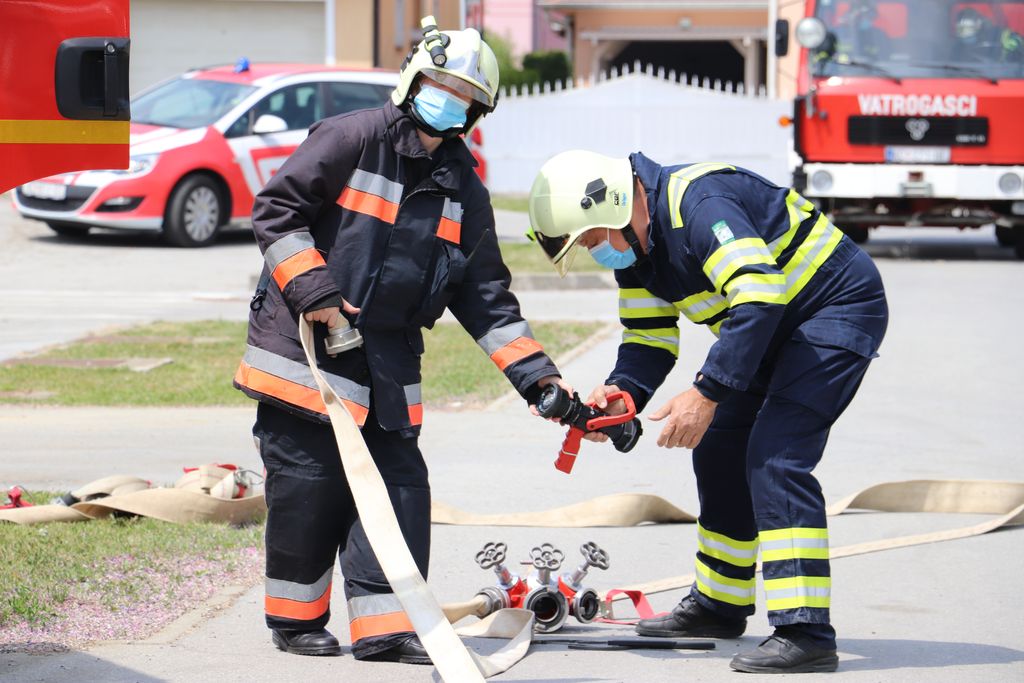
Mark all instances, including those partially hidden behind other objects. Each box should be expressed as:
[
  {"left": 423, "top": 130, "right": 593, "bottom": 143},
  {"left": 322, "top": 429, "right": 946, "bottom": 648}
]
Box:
[{"left": 0, "top": 0, "right": 131, "bottom": 193}]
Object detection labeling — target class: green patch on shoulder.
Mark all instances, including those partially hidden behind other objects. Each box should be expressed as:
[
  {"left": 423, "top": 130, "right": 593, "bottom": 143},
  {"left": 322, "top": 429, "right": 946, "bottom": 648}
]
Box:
[{"left": 710, "top": 219, "right": 736, "bottom": 245}]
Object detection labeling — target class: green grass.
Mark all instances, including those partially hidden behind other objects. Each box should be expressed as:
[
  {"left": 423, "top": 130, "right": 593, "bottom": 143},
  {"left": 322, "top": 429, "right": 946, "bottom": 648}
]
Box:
[
  {"left": 499, "top": 242, "right": 603, "bottom": 273},
  {"left": 0, "top": 320, "right": 604, "bottom": 408},
  {"left": 0, "top": 497, "right": 264, "bottom": 627},
  {"left": 490, "top": 194, "right": 529, "bottom": 213}
]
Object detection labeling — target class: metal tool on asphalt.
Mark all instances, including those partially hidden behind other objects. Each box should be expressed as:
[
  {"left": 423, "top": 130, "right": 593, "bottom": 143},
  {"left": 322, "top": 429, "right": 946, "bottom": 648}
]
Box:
[
  {"left": 535, "top": 383, "right": 642, "bottom": 473},
  {"left": 533, "top": 637, "right": 715, "bottom": 651}
]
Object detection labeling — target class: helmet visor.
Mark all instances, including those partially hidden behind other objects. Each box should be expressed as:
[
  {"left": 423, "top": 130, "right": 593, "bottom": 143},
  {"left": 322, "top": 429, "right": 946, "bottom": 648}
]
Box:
[
  {"left": 528, "top": 226, "right": 582, "bottom": 277},
  {"left": 423, "top": 68, "right": 491, "bottom": 106}
]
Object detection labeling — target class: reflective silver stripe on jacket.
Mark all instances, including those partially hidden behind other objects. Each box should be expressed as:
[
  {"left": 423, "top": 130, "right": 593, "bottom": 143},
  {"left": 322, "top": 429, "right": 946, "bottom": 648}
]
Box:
[
  {"left": 265, "top": 565, "right": 333, "bottom": 601},
  {"left": 476, "top": 320, "right": 534, "bottom": 355},
  {"left": 441, "top": 197, "right": 463, "bottom": 223},
  {"left": 404, "top": 383, "right": 422, "bottom": 405},
  {"left": 264, "top": 232, "right": 315, "bottom": 273},
  {"left": 243, "top": 345, "right": 370, "bottom": 407},
  {"left": 348, "top": 168, "right": 404, "bottom": 205}
]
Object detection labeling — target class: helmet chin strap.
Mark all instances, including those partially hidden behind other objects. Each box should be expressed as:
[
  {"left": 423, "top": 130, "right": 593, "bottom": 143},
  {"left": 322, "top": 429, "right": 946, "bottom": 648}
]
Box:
[{"left": 620, "top": 223, "right": 646, "bottom": 262}]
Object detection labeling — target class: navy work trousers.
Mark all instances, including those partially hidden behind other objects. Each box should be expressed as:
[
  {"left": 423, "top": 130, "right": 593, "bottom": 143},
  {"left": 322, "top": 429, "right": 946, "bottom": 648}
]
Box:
[
  {"left": 689, "top": 246, "right": 888, "bottom": 648},
  {"left": 253, "top": 401, "right": 429, "bottom": 659}
]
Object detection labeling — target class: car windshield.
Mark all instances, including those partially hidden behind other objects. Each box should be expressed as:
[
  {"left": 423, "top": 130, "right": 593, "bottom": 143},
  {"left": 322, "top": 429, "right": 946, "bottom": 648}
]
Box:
[
  {"left": 812, "top": 0, "right": 1024, "bottom": 79},
  {"left": 132, "top": 77, "right": 256, "bottom": 128}
]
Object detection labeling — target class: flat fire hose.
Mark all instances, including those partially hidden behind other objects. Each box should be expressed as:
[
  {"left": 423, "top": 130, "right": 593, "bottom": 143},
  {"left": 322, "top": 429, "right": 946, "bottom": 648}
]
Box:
[
  {"left": 432, "top": 482, "right": 1024, "bottom": 619},
  {"left": 296, "top": 318, "right": 532, "bottom": 681}
]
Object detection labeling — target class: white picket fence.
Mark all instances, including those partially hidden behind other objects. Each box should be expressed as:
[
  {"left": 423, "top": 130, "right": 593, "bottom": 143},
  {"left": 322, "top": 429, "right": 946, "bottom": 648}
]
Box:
[{"left": 479, "top": 63, "right": 793, "bottom": 195}]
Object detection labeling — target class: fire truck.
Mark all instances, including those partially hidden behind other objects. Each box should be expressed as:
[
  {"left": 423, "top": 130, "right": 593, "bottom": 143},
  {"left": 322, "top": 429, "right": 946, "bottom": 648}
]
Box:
[
  {"left": 0, "top": 0, "right": 130, "bottom": 194},
  {"left": 781, "top": 0, "right": 1024, "bottom": 257}
]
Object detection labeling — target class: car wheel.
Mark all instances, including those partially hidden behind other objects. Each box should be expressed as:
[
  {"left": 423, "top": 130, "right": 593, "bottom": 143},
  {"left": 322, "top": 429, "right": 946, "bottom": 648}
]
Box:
[
  {"left": 45, "top": 221, "right": 90, "bottom": 238},
  {"left": 843, "top": 226, "right": 870, "bottom": 244},
  {"left": 164, "top": 175, "right": 224, "bottom": 247},
  {"left": 996, "top": 225, "right": 1015, "bottom": 248}
]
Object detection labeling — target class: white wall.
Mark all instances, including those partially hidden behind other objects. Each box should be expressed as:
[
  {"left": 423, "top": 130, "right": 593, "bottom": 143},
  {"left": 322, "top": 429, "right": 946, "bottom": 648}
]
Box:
[
  {"left": 131, "top": 0, "right": 325, "bottom": 94},
  {"left": 479, "top": 65, "right": 793, "bottom": 195}
]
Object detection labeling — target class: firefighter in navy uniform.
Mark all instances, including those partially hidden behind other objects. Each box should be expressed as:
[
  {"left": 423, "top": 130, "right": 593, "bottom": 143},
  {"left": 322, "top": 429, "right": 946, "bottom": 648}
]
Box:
[
  {"left": 528, "top": 151, "right": 888, "bottom": 674},
  {"left": 234, "top": 22, "right": 566, "bottom": 664}
]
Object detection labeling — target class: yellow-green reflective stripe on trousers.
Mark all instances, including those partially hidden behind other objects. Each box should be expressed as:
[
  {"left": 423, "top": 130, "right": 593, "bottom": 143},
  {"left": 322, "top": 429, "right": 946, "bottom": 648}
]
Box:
[
  {"left": 697, "top": 523, "right": 758, "bottom": 568},
  {"left": 694, "top": 558, "right": 756, "bottom": 606},
  {"left": 764, "top": 576, "right": 831, "bottom": 611},
  {"left": 759, "top": 527, "right": 830, "bottom": 562}
]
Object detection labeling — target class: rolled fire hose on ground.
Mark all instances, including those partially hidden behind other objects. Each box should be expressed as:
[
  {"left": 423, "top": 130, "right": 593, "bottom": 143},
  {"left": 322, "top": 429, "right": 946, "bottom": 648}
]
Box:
[
  {"left": 432, "top": 481, "right": 1024, "bottom": 619},
  {"left": 295, "top": 318, "right": 533, "bottom": 681},
  {"left": 0, "top": 466, "right": 265, "bottom": 526}
]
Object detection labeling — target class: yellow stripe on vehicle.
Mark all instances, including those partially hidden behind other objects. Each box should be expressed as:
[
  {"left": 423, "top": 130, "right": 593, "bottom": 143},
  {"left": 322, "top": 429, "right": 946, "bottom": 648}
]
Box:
[{"left": 0, "top": 119, "right": 129, "bottom": 145}]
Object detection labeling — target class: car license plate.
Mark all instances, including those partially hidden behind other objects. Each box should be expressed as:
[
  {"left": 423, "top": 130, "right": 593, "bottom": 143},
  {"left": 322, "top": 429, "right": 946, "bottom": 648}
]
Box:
[
  {"left": 22, "top": 181, "right": 68, "bottom": 201},
  {"left": 884, "top": 146, "right": 951, "bottom": 164}
]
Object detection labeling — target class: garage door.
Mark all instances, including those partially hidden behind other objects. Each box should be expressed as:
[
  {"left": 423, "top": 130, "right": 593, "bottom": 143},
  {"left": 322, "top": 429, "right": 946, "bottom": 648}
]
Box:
[{"left": 131, "top": 0, "right": 325, "bottom": 95}]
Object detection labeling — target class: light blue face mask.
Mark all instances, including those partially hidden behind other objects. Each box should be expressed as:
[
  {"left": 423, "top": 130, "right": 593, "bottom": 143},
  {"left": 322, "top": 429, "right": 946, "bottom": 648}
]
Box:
[
  {"left": 413, "top": 85, "right": 469, "bottom": 132},
  {"left": 588, "top": 230, "right": 637, "bottom": 270}
]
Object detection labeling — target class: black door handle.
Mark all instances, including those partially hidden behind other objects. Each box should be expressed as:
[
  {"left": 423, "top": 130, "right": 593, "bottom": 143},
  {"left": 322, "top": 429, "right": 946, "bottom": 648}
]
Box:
[{"left": 55, "top": 37, "right": 130, "bottom": 121}]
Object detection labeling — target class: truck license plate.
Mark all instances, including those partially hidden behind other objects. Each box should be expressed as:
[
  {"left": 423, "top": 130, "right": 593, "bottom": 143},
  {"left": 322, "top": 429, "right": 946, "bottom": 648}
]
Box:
[{"left": 884, "top": 146, "right": 951, "bottom": 164}]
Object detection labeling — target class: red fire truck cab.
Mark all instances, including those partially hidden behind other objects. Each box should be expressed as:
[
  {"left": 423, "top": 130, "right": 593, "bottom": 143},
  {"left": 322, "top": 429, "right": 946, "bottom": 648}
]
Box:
[
  {"left": 784, "top": 0, "right": 1024, "bottom": 256},
  {"left": 0, "top": 0, "right": 131, "bottom": 194}
]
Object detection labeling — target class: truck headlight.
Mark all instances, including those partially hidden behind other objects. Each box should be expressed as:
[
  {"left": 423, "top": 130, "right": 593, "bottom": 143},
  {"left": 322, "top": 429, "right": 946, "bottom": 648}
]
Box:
[
  {"left": 795, "top": 18, "right": 829, "bottom": 50},
  {"left": 998, "top": 172, "right": 1022, "bottom": 195},
  {"left": 811, "top": 170, "right": 834, "bottom": 193}
]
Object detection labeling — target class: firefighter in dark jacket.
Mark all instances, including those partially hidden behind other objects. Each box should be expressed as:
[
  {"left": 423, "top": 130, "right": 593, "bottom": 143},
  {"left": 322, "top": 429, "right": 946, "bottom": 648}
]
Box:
[
  {"left": 234, "top": 23, "right": 566, "bottom": 664},
  {"left": 527, "top": 151, "right": 888, "bottom": 674}
]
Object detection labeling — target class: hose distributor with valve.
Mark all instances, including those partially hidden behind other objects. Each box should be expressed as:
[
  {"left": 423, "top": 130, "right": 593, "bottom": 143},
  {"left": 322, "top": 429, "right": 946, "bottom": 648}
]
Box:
[
  {"left": 556, "top": 542, "right": 611, "bottom": 624},
  {"left": 457, "top": 541, "right": 611, "bottom": 633},
  {"left": 536, "top": 383, "right": 642, "bottom": 473}
]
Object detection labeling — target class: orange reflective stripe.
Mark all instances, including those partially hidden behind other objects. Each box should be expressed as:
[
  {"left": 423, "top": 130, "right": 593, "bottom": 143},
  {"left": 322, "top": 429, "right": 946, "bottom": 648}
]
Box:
[
  {"left": 437, "top": 216, "right": 461, "bottom": 244},
  {"left": 407, "top": 403, "right": 423, "bottom": 426},
  {"left": 235, "top": 361, "right": 369, "bottom": 426},
  {"left": 341, "top": 399, "right": 370, "bottom": 425},
  {"left": 489, "top": 337, "right": 544, "bottom": 371},
  {"left": 270, "top": 248, "right": 326, "bottom": 290},
  {"left": 265, "top": 582, "right": 332, "bottom": 621},
  {"left": 338, "top": 186, "right": 399, "bottom": 224},
  {"left": 349, "top": 611, "right": 415, "bottom": 643},
  {"left": 235, "top": 361, "right": 327, "bottom": 415}
]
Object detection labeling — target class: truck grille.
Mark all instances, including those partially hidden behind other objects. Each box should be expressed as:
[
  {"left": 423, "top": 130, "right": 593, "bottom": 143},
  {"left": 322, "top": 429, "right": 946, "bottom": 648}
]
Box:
[
  {"left": 848, "top": 116, "right": 988, "bottom": 146},
  {"left": 15, "top": 185, "right": 96, "bottom": 212}
]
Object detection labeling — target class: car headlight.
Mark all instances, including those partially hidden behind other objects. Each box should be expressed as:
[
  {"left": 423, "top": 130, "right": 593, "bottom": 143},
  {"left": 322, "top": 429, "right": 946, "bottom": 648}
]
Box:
[
  {"left": 998, "top": 172, "right": 1022, "bottom": 196},
  {"left": 115, "top": 154, "right": 158, "bottom": 175}
]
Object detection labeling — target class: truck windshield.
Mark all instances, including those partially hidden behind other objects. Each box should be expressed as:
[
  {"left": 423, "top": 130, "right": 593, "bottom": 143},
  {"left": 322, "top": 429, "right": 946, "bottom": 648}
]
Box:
[
  {"left": 132, "top": 77, "right": 256, "bottom": 128},
  {"left": 812, "top": 0, "right": 1024, "bottom": 79}
]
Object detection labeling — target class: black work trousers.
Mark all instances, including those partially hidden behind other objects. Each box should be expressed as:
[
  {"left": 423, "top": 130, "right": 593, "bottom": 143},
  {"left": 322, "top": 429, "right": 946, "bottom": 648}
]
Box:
[{"left": 253, "top": 401, "right": 429, "bottom": 659}]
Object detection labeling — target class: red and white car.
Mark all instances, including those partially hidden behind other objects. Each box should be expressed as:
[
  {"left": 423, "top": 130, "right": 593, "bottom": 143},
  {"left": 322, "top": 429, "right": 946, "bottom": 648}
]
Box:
[{"left": 13, "top": 61, "right": 484, "bottom": 247}]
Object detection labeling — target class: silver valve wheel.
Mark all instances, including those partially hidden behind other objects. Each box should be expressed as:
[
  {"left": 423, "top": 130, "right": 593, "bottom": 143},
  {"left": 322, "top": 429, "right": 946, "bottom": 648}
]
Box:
[
  {"left": 580, "top": 541, "right": 610, "bottom": 570},
  {"left": 476, "top": 541, "right": 507, "bottom": 569},
  {"left": 530, "top": 543, "right": 564, "bottom": 571}
]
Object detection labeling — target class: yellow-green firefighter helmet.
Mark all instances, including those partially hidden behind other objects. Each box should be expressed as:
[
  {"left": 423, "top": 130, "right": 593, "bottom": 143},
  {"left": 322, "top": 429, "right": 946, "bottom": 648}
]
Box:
[
  {"left": 392, "top": 18, "right": 500, "bottom": 132},
  {"left": 528, "top": 150, "right": 634, "bottom": 276}
]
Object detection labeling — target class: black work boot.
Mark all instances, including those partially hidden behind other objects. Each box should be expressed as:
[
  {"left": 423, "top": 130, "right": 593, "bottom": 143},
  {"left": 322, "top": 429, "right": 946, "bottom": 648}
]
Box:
[
  {"left": 635, "top": 594, "right": 746, "bottom": 638},
  {"left": 361, "top": 634, "right": 431, "bottom": 665},
  {"left": 730, "top": 632, "right": 839, "bottom": 673},
  {"left": 271, "top": 628, "right": 342, "bottom": 656}
]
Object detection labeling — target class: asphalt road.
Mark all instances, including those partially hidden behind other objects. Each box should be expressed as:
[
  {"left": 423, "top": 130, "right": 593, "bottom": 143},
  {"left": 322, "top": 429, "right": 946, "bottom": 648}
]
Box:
[{"left": 2, "top": 197, "right": 1023, "bottom": 682}]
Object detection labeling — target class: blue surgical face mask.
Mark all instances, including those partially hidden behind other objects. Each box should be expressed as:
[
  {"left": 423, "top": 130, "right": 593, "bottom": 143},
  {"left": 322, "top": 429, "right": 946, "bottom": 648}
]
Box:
[
  {"left": 589, "top": 230, "right": 637, "bottom": 269},
  {"left": 413, "top": 85, "right": 469, "bottom": 132}
]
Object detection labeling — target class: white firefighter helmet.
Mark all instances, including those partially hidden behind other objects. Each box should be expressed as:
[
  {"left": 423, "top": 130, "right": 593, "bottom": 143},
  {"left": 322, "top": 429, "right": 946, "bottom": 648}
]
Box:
[
  {"left": 392, "top": 18, "right": 500, "bottom": 133},
  {"left": 528, "top": 150, "right": 634, "bottom": 276}
]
